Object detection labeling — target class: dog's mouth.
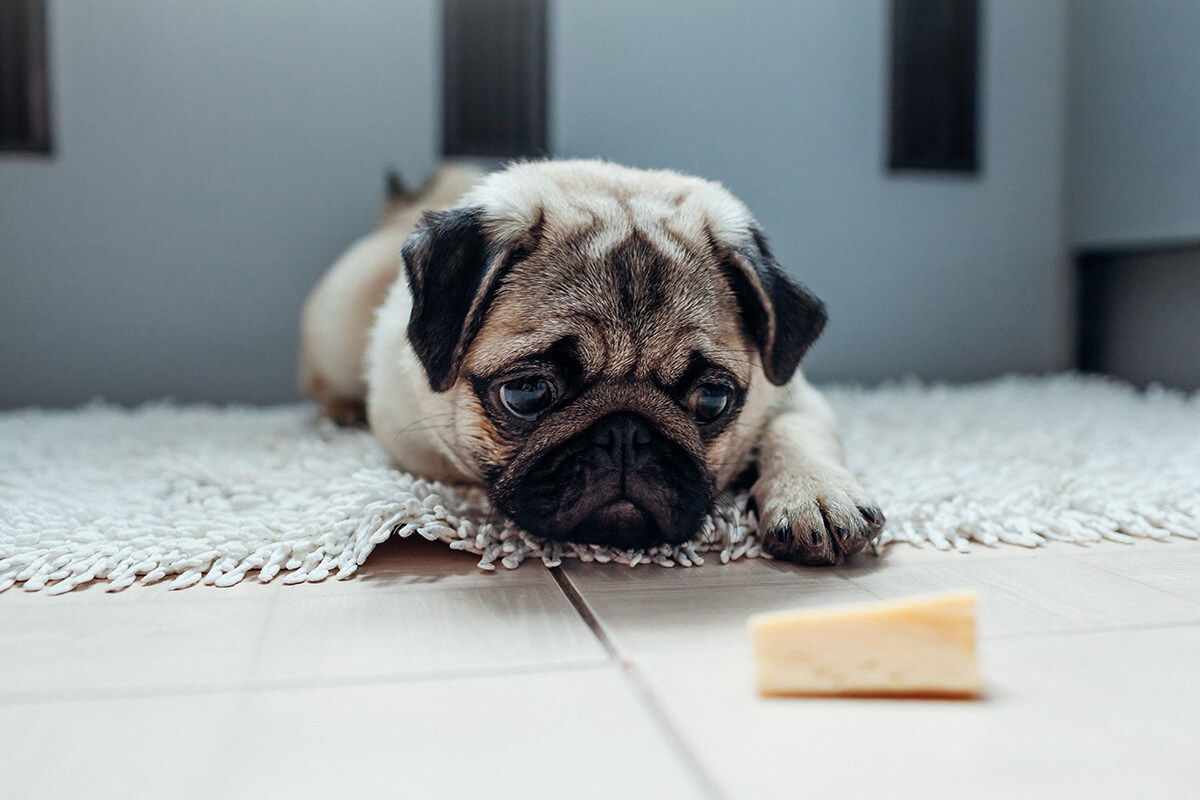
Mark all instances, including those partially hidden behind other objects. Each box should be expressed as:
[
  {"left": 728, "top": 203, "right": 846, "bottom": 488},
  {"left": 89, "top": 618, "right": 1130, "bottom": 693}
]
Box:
[
  {"left": 563, "top": 497, "right": 660, "bottom": 549},
  {"left": 491, "top": 413, "right": 710, "bottom": 550},
  {"left": 510, "top": 493, "right": 680, "bottom": 550},
  {"left": 499, "top": 480, "right": 691, "bottom": 550}
]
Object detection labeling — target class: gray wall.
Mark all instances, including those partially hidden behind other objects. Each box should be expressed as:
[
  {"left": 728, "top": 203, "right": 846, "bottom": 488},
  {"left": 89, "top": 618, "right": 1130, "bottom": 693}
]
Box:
[
  {"left": 1, "top": 0, "right": 437, "bottom": 407},
  {"left": 1067, "top": 0, "right": 1200, "bottom": 391},
  {"left": 552, "top": 0, "right": 1073, "bottom": 383},
  {"left": 3, "top": 0, "right": 1078, "bottom": 406},
  {"left": 1068, "top": 0, "right": 1200, "bottom": 249}
]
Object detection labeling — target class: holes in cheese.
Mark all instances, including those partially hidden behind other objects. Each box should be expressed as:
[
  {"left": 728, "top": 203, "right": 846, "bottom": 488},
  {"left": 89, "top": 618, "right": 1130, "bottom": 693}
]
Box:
[{"left": 748, "top": 590, "right": 982, "bottom": 698}]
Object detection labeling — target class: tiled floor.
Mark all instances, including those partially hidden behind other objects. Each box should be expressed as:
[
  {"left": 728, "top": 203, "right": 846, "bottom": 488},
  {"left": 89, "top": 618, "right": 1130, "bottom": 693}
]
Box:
[{"left": 2, "top": 535, "right": 1199, "bottom": 799}]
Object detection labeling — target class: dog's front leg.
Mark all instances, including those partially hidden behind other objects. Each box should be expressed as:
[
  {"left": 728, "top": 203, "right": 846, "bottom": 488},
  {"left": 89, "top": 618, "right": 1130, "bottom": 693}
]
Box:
[{"left": 752, "top": 376, "right": 884, "bottom": 565}]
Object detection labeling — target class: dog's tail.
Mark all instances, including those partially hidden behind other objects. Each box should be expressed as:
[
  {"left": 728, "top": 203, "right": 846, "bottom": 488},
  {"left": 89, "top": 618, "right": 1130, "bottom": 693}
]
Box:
[
  {"left": 379, "top": 162, "right": 487, "bottom": 227},
  {"left": 385, "top": 169, "right": 415, "bottom": 204}
]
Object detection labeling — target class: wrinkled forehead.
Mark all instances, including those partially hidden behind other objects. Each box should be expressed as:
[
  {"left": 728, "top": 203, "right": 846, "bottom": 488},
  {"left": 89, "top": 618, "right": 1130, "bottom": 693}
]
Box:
[
  {"left": 463, "top": 159, "right": 758, "bottom": 252},
  {"left": 468, "top": 231, "right": 750, "bottom": 385}
]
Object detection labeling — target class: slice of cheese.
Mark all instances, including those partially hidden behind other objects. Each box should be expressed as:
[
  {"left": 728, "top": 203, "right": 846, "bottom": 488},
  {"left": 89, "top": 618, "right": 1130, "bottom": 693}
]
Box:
[{"left": 748, "top": 590, "right": 982, "bottom": 698}]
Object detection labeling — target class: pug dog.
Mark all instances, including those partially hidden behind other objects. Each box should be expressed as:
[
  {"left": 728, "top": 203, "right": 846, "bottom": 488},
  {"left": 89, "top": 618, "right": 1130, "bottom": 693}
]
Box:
[{"left": 301, "top": 159, "right": 883, "bottom": 564}]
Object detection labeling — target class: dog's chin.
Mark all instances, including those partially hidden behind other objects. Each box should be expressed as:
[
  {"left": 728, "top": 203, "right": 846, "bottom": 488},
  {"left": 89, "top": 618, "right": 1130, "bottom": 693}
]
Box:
[
  {"left": 494, "top": 418, "right": 710, "bottom": 550},
  {"left": 499, "top": 478, "right": 708, "bottom": 549},
  {"left": 507, "top": 492, "right": 701, "bottom": 551},
  {"left": 564, "top": 499, "right": 662, "bottom": 549}
]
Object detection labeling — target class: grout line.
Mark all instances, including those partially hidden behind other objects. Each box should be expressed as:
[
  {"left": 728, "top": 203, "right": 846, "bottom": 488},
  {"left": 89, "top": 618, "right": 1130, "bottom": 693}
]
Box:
[
  {"left": 549, "top": 566, "right": 728, "bottom": 800},
  {"left": 244, "top": 575, "right": 284, "bottom": 679},
  {"left": 981, "top": 618, "right": 1200, "bottom": 643},
  {"left": 547, "top": 568, "right": 621, "bottom": 658},
  {"left": 1062, "top": 550, "right": 1200, "bottom": 603},
  {"left": 0, "top": 658, "right": 612, "bottom": 707}
]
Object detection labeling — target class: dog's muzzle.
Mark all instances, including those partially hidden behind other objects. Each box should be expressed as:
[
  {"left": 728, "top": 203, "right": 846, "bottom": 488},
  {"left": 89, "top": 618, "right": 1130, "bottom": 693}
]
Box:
[{"left": 495, "top": 412, "right": 709, "bottom": 549}]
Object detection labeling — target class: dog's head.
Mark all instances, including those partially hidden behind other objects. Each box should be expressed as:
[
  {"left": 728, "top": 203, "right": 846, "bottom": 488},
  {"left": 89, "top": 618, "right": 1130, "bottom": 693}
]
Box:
[{"left": 401, "top": 160, "right": 826, "bottom": 549}]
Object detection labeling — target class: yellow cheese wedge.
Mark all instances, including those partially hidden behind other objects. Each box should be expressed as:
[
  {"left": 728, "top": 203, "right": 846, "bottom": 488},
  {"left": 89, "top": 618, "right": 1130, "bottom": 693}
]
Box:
[{"left": 748, "top": 590, "right": 982, "bottom": 698}]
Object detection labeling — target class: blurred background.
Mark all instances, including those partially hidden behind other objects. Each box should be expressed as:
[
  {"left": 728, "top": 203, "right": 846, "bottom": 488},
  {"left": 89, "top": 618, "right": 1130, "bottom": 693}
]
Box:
[{"left": 1, "top": 0, "right": 1197, "bottom": 408}]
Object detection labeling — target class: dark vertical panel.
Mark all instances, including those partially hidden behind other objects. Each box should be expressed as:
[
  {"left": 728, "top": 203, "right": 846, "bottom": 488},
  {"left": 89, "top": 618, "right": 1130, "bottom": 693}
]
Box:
[
  {"left": 1075, "top": 251, "right": 1111, "bottom": 374},
  {"left": 888, "top": 0, "right": 979, "bottom": 173},
  {"left": 1075, "top": 242, "right": 1200, "bottom": 390},
  {"left": 442, "top": 0, "right": 547, "bottom": 159},
  {"left": 0, "top": 0, "right": 51, "bottom": 153}
]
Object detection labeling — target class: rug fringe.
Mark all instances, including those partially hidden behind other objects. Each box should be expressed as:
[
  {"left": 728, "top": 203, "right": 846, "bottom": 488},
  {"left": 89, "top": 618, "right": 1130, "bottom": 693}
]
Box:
[{"left": 3, "top": 375, "right": 1199, "bottom": 593}]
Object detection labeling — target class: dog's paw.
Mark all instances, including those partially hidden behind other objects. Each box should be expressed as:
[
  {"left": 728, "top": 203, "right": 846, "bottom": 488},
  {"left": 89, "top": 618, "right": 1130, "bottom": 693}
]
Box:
[{"left": 752, "top": 470, "right": 884, "bottom": 566}]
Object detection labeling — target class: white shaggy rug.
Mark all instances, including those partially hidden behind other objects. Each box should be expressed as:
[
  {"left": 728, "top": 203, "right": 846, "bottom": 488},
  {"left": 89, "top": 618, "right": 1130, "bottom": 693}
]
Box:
[{"left": 2, "top": 374, "right": 1198, "bottom": 594}]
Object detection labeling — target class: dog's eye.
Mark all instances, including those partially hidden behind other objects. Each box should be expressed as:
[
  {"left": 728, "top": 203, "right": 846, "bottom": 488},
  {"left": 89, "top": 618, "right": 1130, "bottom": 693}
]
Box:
[
  {"left": 688, "top": 384, "right": 732, "bottom": 423},
  {"left": 499, "top": 378, "right": 555, "bottom": 419}
]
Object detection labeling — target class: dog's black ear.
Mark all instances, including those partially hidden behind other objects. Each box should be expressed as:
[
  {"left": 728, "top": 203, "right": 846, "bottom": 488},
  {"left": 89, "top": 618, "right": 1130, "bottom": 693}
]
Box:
[
  {"left": 722, "top": 227, "right": 827, "bottom": 386},
  {"left": 402, "top": 207, "right": 500, "bottom": 392}
]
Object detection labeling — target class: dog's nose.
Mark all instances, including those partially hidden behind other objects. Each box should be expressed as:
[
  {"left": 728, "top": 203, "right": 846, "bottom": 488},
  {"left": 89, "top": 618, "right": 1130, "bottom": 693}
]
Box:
[{"left": 590, "top": 413, "right": 655, "bottom": 472}]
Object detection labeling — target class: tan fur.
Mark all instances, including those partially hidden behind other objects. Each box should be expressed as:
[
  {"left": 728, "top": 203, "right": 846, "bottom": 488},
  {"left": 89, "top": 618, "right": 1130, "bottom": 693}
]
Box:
[
  {"left": 299, "top": 162, "right": 486, "bottom": 422},
  {"left": 457, "top": 233, "right": 763, "bottom": 490},
  {"left": 304, "top": 159, "right": 883, "bottom": 563}
]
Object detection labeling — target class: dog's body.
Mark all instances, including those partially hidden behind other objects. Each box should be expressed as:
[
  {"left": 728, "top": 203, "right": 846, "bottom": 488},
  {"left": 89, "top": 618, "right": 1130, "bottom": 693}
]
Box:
[{"left": 301, "top": 160, "right": 882, "bottom": 564}]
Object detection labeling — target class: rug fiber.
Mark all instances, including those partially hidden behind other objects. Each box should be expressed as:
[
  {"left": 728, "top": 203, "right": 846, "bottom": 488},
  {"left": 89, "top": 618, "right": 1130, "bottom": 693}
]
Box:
[{"left": 2, "top": 374, "right": 1198, "bottom": 594}]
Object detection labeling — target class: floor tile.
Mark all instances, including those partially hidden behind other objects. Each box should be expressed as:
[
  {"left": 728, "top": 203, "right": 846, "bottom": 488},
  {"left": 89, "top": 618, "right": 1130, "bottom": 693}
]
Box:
[
  {"left": 840, "top": 548, "right": 1200, "bottom": 638},
  {"left": 6, "top": 532, "right": 1196, "bottom": 799},
  {"left": 0, "top": 667, "right": 711, "bottom": 800},
  {"left": 633, "top": 624, "right": 1200, "bottom": 800},
  {"left": 247, "top": 579, "right": 606, "bottom": 684},
  {"left": 1067, "top": 539, "right": 1200, "bottom": 603},
  {"left": 0, "top": 690, "right": 240, "bottom": 800},
  {"left": 0, "top": 593, "right": 277, "bottom": 702},
  {"left": 877, "top": 536, "right": 1199, "bottom": 565},
  {"left": 560, "top": 559, "right": 879, "bottom": 659},
  {"left": 223, "top": 668, "right": 710, "bottom": 799},
  {"left": 0, "top": 538, "right": 596, "bottom": 700}
]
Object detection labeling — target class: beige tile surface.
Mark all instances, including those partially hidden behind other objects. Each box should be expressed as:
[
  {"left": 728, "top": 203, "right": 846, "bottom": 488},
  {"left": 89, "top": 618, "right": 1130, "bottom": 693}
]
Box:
[
  {"left": 0, "top": 592, "right": 278, "bottom": 701},
  {"left": 629, "top": 624, "right": 1200, "bottom": 800},
  {"left": 247, "top": 580, "right": 605, "bottom": 684},
  {"left": 222, "top": 668, "right": 709, "bottom": 799},
  {"left": 0, "top": 691, "right": 241, "bottom": 800},
  {"left": 4, "top": 535, "right": 1199, "bottom": 800},
  {"left": 0, "top": 538, "right": 600, "bottom": 700},
  {"left": 559, "top": 558, "right": 879, "bottom": 658},
  {"left": 841, "top": 545, "right": 1200, "bottom": 638},
  {"left": 0, "top": 668, "right": 709, "bottom": 800},
  {"left": 1068, "top": 539, "right": 1200, "bottom": 603},
  {"left": 248, "top": 538, "right": 605, "bottom": 683}
]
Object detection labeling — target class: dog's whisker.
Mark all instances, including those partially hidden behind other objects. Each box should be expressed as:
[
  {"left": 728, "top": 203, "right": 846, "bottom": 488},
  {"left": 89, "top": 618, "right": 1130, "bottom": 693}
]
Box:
[{"left": 388, "top": 413, "right": 458, "bottom": 443}]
